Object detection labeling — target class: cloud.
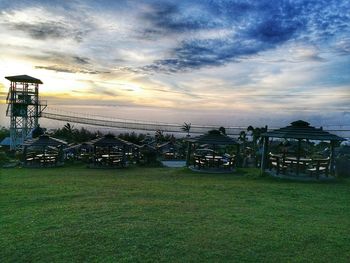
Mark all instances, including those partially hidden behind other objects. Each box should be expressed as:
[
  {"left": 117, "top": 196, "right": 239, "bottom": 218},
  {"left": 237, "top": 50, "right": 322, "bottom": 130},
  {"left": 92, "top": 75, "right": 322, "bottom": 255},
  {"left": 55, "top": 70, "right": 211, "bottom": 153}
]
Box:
[
  {"left": 0, "top": 0, "right": 349, "bottom": 127},
  {"left": 141, "top": 2, "right": 218, "bottom": 35},
  {"left": 136, "top": 0, "right": 349, "bottom": 73},
  {"left": 0, "top": 6, "right": 93, "bottom": 43},
  {"left": 35, "top": 65, "right": 110, "bottom": 74},
  {"left": 334, "top": 38, "right": 350, "bottom": 55},
  {"left": 73, "top": 56, "right": 90, "bottom": 65},
  {"left": 10, "top": 21, "right": 85, "bottom": 42}
]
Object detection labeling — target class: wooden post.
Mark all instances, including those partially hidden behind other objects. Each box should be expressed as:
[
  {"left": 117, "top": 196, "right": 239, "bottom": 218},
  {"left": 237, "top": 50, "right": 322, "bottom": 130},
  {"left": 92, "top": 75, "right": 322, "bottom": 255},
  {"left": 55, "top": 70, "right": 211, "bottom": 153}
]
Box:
[
  {"left": 236, "top": 144, "right": 240, "bottom": 168},
  {"left": 296, "top": 139, "right": 301, "bottom": 175},
  {"left": 330, "top": 140, "right": 335, "bottom": 176},
  {"left": 122, "top": 145, "right": 126, "bottom": 167},
  {"left": 108, "top": 146, "right": 111, "bottom": 166},
  {"left": 23, "top": 145, "right": 27, "bottom": 165},
  {"left": 93, "top": 145, "right": 96, "bottom": 166},
  {"left": 260, "top": 136, "right": 269, "bottom": 176},
  {"left": 136, "top": 147, "right": 140, "bottom": 164},
  {"left": 43, "top": 146, "right": 46, "bottom": 166},
  {"left": 186, "top": 141, "right": 192, "bottom": 167}
]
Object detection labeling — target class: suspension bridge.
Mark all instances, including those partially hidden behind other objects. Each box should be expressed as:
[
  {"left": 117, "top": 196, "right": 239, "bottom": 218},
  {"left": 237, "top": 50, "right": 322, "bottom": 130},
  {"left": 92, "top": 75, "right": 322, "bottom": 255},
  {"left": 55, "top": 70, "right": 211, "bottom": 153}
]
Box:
[
  {"left": 41, "top": 107, "right": 350, "bottom": 138},
  {"left": 41, "top": 107, "right": 246, "bottom": 135}
]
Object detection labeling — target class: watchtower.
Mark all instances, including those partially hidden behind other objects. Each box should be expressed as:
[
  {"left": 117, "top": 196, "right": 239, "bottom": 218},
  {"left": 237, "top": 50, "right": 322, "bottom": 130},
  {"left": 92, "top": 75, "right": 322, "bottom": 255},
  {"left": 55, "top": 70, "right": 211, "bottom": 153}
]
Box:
[{"left": 5, "top": 75, "right": 47, "bottom": 150}]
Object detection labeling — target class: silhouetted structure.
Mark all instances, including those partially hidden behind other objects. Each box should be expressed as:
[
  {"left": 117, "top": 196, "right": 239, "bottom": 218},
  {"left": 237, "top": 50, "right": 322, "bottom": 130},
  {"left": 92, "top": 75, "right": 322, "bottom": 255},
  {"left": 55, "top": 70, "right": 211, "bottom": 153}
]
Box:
[
  {"left": 186, "top": 130, "right": 239, "bottom": 171},
  {"left": 5, "top": 75, "right": 47, "bottom": 150},
  {"left": 260, "top": 120, "right": 345, "bottom": 177},
  {"left": 23, "top": 134, "right": 67, "bottom": 167},
  {"left": 88, "top": 134, "right": 133, "bottom": 168}
]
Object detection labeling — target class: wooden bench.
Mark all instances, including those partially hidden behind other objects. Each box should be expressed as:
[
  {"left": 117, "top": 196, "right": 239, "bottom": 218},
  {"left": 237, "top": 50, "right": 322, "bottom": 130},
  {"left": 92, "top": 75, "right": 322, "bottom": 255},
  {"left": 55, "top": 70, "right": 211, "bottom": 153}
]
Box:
[
  {"left": 194, "top": 155, "right": 207, "bottom": 169},
  {"left": 222, "top": 155, "right": 235, "bottom": 170},
  {"left": 269, "top": 153, "right": 288, "bottom": 175},
  {"left": 307, "top": 158, "right": 330, "bottom": 179}
]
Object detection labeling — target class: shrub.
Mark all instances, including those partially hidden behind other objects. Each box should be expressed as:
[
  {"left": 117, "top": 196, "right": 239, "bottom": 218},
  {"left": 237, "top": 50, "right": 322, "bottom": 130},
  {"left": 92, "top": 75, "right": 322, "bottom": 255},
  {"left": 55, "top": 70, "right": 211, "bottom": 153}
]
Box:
[
  {"left": 0, "top": 151, "right": 10, "bottom": 165},
  {"left": 336, "top": 155, "right": 350, "bottom": 177}
]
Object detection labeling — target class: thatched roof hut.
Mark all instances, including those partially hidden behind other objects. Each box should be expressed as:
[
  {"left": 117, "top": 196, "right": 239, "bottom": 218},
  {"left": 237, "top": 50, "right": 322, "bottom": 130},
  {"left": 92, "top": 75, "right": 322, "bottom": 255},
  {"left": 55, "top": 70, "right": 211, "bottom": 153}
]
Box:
[
  {"left": 23, "top": 135, "right": 67, "bottom": 147},
  {"left": 261, "top": 120, "right": 345, "bottom": 141},
  {"left": 189, "top": 130, "right": 238, "bottom": 146},
  {"left": 89, "top": 134, "right": 130, "bottom": 147},
  {"left": 260, "top": 120, "right": 345, "bottom": 176},
  {"left": 22, "top": 135, "right": 67, "bottom": 167},
  {"left": 186, "top": 130, "right": 239, "bottom": 166}
]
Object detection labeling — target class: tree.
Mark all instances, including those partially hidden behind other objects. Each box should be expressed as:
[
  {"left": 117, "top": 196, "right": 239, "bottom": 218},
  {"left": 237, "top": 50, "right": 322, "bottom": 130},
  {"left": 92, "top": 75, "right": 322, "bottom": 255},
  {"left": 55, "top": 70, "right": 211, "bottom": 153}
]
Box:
[
  {"left": 247, "top": 126, "right": 267, "bottom": 150},
  {"left": 63, "top": 123, "right": 74, "bottom": 134},
  {"left": 32, "top": 124, "right": 45, "bottom": 138},
  {"left": 219, "top": 126, "right": 226, "bottom": 135},
  {"left": 52, "top": 123, "right": 97, "bottom": 143},
  {"left": 0, "top": 127, "right": 10, "bottom": 142},
  {"left": 155, "top": 129, "right": 164, "bottom": 143},
  {"left": 181, "top": 122, "right": 191, "bottom": 137},
  {"left": 238, "top": 130, "right": 247, "bottom": 150},
  {"left": 247, "top": 126, "right": 268, "bottom": 167},
  {"left": 62, "top": 123, "right": 75, "bottom": 142}
]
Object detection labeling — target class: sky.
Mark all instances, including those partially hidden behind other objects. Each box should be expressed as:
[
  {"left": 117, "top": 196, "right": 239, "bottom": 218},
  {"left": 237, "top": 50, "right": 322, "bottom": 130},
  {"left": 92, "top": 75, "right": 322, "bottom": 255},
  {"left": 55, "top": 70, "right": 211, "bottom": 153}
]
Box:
[{"left": 0, "top": 0, "right": 349, "bottom": 128}]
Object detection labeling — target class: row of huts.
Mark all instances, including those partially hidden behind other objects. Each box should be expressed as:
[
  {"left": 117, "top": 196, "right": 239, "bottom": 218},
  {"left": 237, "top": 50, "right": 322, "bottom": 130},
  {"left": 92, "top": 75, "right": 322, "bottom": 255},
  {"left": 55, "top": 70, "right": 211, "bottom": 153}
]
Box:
[{"left": 20, "top": 120, "right": 346, "bottom": 179}]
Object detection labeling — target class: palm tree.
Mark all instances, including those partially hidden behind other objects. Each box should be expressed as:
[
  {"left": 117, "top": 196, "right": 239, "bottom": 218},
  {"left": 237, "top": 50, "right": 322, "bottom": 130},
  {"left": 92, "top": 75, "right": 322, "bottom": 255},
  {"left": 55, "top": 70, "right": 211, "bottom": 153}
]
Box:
[
  {"left": 63, "top": 123, "right": 74, "bottom": 133},
  {"left": 238, "top": 130, "right": 247, "bottom": 150},
  {"left": 218, "top": 126, "right": 226, "bottom": 135},
  {"left": 32, "top": 124, "right": 45, "bottom": 138},
  {"left": 247, "top": 126, "right": 267, "bottom": 150},
  {"left": 181, "top": 122, "right": 191, "bottom": 137},
  {"left": 63, "top": 122, "right": 75, "bottom": 142},
  {"left": 155, "top": 129, "right": 164, "bottom": 143},
  {"left": 247, "top": 126, "right": 268, "bottom": 167}
]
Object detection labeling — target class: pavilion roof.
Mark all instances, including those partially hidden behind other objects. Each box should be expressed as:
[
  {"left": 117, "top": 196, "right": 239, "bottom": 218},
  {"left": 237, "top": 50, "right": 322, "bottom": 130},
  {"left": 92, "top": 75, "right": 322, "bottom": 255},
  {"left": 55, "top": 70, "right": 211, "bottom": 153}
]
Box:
[
  {"left": 261, "top": 120, "right": 345, "bottom": 141},
  {"left": 189, "top": 130, "right": 238, "bottom": 145},
  {"left": 89, "top": 134, "right": 130, "bottom": 147},
  {"left": 5, "top": 75, "right": 43, "bottom": 84},
  {"left": 23, "top": 135, "right": 67, "bottom": 147}
]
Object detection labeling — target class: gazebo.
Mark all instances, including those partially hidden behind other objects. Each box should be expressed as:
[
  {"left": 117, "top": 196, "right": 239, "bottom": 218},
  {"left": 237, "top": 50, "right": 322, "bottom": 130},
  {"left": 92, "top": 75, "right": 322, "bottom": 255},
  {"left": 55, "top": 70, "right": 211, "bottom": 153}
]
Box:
[
  {"left": 260, "top": 120, "right": 345, "bottom": 177},
  {"left": 88, "top": 134, "right": 133, "bottom": 168},
  {"left": 186, "top": 130, "right": 239, "bottom": 170},
  {"left": 63, "top": 142, "right": 94, "bottom": 162},
  {"left": 23, "top": 134, "right": 67, "bottom": 167},
  {"left": 156, "top": 140, "right": 180, "bottom": 160}
]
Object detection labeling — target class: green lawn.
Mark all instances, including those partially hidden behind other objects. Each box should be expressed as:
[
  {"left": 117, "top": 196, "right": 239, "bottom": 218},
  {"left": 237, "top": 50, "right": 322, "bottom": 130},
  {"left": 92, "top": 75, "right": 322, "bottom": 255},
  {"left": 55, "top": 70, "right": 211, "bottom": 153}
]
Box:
[{"left": 1, "top": 166, "right": 350, "bottom": 262}]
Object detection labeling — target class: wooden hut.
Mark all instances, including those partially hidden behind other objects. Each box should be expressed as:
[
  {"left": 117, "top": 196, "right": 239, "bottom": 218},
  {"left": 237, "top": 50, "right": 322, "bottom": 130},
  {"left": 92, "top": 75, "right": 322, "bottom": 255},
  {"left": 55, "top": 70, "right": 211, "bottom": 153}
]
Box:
[
  {"left": 260, "top": 120, "right": 345, "bottom": 177},
  {"left": 23, "top": 135, "right": 67, "bottom": 167},
  {"left": 186, "top": 130, "right": 239, "bottom": 170},
  {"left": 88, "top": 134, "right": 133, "bottom": 168}
]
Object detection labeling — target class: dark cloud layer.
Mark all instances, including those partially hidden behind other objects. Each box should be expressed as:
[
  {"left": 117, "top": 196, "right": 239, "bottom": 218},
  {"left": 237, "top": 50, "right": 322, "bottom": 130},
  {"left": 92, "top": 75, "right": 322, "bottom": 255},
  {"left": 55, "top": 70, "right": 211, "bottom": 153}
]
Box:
[
  {"left": 140, "top": 0, "right": 350, "bottom": 73},
  {"left": 0, "top": 0, "right": 349, "bottom": 76},
  {"left": 9, "top": 21, "right": 86, "bottom": 42},
  {"left": 35, "top": 65, "right": 110, "bottom": 75},
  {"left": 142, "top": 2, "right": 218, "bottom": 35}
]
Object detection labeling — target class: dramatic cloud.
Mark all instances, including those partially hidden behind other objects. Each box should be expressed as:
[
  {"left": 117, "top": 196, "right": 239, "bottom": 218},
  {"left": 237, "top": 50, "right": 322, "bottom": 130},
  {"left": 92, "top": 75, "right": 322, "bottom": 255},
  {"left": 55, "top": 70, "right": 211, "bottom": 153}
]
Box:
[
  {"left": 0, "top": 0, "right": 349, "bottom": 127},
  {"left": 35, "top": 65, "right": 110, "bottom": 75},
  {"left": 138, "top": 0, "right": 350, "bottom": 72}
]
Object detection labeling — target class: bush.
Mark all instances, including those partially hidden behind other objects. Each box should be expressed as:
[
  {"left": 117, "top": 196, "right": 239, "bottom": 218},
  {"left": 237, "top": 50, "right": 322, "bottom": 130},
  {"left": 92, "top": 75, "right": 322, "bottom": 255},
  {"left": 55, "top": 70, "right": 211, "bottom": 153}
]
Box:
[
  {"left": 336, "top": 155, "right": 350, "bottom": 177},
  {"left": 0, "top": 151, "right": 10, "bottom": 165}
]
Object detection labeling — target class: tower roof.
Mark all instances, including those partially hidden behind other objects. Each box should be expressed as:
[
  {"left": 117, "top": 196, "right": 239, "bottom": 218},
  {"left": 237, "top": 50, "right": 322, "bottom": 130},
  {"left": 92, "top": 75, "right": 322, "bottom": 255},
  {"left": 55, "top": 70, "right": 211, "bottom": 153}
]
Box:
[{"left": 5, "top": 75, "right": 43, "bottom": 84}]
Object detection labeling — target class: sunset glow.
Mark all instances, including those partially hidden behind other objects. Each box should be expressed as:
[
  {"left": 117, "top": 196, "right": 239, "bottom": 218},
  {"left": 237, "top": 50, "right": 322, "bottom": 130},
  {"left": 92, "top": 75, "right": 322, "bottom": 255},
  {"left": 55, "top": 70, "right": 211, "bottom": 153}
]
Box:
[{"left": 0, "top": 0, "right": 349, "bottom": 126}]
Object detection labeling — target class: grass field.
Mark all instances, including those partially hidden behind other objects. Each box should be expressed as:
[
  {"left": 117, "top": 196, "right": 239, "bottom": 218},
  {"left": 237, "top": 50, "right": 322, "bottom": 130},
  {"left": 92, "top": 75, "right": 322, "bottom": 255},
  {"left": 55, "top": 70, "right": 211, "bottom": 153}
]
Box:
[{"left": 1, "top": 166, "right": 350, "bottom": 262}]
